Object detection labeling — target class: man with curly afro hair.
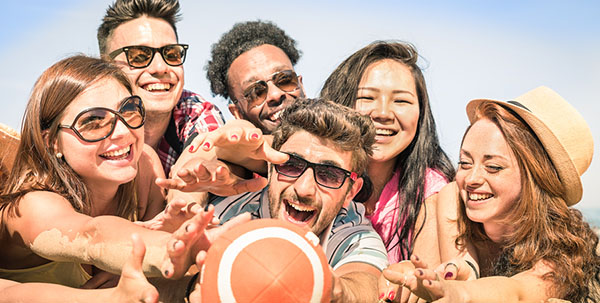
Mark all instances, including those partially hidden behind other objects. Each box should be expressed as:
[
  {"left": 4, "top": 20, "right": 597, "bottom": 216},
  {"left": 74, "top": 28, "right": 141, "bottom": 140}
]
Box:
[{"left": 206, "top": 20, "right": 305, "bottom": 134}]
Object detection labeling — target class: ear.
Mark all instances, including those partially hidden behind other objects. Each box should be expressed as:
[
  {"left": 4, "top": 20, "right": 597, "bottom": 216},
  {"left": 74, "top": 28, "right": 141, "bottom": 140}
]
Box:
[
  {"left": 297, "top": 75, "right": 306, "bottom": 98},
  {"left": 343, "top": 177, "right": 364, "bottom": 208},
  {"left": 228, "top": 103, "right": 244, "bottom": 119}
]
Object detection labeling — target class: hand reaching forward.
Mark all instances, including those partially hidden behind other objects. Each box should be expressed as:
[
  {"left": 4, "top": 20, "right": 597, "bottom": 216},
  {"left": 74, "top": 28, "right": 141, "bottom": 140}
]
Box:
[{"left": 112, "top": 234, "right": 159, "bottom": 303}]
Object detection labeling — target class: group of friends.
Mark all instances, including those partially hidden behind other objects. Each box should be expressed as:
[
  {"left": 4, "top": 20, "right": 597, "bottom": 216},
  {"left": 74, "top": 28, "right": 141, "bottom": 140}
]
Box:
[{"left": 0, "top": 0, "right": 599, "bottom": 302}]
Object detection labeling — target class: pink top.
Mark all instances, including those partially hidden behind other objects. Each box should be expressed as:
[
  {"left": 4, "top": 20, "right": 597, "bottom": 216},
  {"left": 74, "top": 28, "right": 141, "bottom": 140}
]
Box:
[{"left": 366, "top": 168, "right": 448, "bottom": 263}]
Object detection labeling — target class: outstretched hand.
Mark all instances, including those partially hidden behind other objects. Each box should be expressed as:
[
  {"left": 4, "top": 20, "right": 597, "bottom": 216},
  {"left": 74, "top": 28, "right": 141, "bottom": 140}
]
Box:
[
  {"left": 381, "top": 255, "right": 435, "bottom": 302},
  {"left": 160, "top": 206, "right": 252, "bottom": 279},
  {"left": 136, "top": 199, "right": 207, "bottom": 233},
  {"left": 156, "top": 157, "right": 268, "bottom": 197},
  {"left": 112, "top": 234, "right": 159, "bottom": 303}
]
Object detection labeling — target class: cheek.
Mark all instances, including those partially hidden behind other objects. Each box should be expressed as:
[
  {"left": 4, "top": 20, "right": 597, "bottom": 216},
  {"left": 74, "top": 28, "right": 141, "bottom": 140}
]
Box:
[{"left": 395, "top": 106, "right": 420, "bottom": 130}]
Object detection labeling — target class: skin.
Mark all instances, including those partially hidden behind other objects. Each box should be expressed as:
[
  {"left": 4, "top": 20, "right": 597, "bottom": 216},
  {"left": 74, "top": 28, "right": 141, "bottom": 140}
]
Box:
[
  {"left": 227, "top": 44, "right": 305, "bottom": 134},
  {"left": 388, "top": 119, "right": 556, "bottom": 302},
  {"left": 267, "top": 130, "right": 363, "bottom": 236},
  {"left": 106, "top": 16, "right": 184, "bottom": 150}
]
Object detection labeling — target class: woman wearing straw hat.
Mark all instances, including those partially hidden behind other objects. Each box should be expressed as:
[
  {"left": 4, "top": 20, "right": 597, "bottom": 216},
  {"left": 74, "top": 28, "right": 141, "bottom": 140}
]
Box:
[{"left": 382, "top": 86, "right": 600, "bottom": 302}]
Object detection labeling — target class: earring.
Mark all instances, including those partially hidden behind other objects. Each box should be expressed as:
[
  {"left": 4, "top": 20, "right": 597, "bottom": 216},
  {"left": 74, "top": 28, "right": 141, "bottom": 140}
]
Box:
[{"left": 56, "top": 152, "right": 63, "bottom": 159}]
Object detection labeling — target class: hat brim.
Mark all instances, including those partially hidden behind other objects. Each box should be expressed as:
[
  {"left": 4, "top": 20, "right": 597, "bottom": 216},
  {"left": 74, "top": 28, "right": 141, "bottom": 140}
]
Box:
[{"left": 465, "top": 99, "right": 582, "bottom": 206}]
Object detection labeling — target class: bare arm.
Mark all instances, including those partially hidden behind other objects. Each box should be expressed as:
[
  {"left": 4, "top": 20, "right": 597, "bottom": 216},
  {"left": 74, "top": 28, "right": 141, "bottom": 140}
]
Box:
[
  {"left": 436, "top": 182, "right": 462, "bottom": 262},
  {"left": 0, "top": 234, "right": 159, "bottom": 303},
  {"left": 331, "top": 262, "right": 381, "bottom": 302}
]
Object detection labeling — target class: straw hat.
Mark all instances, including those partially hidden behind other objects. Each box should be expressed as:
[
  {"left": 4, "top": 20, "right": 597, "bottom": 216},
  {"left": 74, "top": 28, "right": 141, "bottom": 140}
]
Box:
[{"left": 466, "top": 86, "right": 594, "bottom": 206}]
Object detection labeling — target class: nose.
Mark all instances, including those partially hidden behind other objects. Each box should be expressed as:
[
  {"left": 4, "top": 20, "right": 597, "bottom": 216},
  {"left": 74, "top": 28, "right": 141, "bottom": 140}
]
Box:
[
  {"left": 145, "top": 51, "right": 168, "bottom": 74},
  {"left": 464, "top": 166, "right": 485, "bottom": 187},
  {"left": 293, "top": 167, "right": 317, "bottom": 199},
  {"left": 109, "top": 117, "right": 131, "bottom": 140},
  {"left": 264, "top": 80, "right": 286, "bottom": 107}
]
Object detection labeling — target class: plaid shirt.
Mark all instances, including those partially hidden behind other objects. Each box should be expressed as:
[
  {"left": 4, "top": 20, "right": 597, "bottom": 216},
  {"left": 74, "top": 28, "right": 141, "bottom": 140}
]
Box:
[{"left": 157, "top": 90, "right": 225, "bottom": 176}]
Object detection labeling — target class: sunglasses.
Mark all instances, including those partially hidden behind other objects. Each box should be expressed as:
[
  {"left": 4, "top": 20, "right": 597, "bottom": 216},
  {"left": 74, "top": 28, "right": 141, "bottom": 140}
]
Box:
[
  {"left": 108, "top": 44, "right": 189, "bottom": 68},
  {"left": 241, "top": 69, "right": 300, "bottom": 108},
  {"left": 274, "top": 152, "right": 358, "bottom": 189},
  {"left": 59, "top": 96, "right": 145, "bottom": 142}
]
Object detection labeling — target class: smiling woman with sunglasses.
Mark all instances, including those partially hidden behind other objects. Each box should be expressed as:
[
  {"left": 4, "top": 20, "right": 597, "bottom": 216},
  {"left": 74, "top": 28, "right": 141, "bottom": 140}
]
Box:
[{"left": 0, "top": 55, "right": 229, "bottom": 295}]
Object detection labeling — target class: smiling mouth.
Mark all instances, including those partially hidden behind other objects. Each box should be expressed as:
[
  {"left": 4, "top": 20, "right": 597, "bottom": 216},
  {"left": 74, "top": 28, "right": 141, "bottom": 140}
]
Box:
[
  {"left": 266, "top": 109, "right": 282, "bottom": 122},
  {"left": 142, "top": 83, "right": 172, "bottom": 92},
  {"left": 100, "top": 145, "right": 131, "bottom": 160},
  {"left": 284, "top": 199, "right": 316, "bottom": 223},
  {"left": 375, "top": 128, "right": 397, "bottom": 136},
  {"left": 468, "top": 192, "right": 493, "bottom": 201}
]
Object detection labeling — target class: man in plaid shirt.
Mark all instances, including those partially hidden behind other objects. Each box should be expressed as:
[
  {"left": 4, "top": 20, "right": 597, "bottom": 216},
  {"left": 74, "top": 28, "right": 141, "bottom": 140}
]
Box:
[{"left": 98, "top": 0, "right": 224, "bottom": 176}]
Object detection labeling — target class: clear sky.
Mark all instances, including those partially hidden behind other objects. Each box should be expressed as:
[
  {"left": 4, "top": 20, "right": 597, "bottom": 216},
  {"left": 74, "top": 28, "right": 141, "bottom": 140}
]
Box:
[{"left": 1, "top": 1, "right": 598, "bottom": 211}]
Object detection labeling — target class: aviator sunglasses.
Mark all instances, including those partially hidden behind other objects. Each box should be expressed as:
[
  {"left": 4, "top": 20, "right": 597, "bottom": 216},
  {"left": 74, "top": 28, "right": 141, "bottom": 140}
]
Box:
[
  {"left": 274, "top": 152, "right": 358, "bottom": 189},
  {"left": 241, "top": 69, "right": 300, "bottom": 108},
  {"left": 108, "top": 44, "right": 189, "bottom": 68},
  {"left": 59, "top": 95, "right": 145, "bottom": 142}
]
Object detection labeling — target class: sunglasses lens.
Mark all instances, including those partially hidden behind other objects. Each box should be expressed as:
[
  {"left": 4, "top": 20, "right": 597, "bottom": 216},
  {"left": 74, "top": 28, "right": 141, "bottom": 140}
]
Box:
[
  {"left": 74, "top": 109, "right": 116, "bottom": 141},
  {"left": 273, "top": 70, "right": 299, "bottom": 92},
  {"left": 125, "top": 46, "right": 153, "bottom": 68},
  {"left": 276, "top": 156, "right": 307, "bottom": 177},
  {"left": 244, "top": 82, "right": 269, "bottom": 107},
  {"left": 315, "top": 166, "right": 346, "bottom": 188},
  {"left": 119, "top": 97, "right": 145, "bottom": 128},
  {"left": 162, "top": 45, "right": 186, "bottom": 65}
]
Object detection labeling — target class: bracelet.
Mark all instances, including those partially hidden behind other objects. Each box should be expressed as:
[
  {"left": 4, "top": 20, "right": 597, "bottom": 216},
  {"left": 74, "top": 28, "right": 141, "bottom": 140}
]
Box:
[
  {"left": 184, "top": 272, "right": 200, "bottom": 303},
  {"left": 464, "top": 260, "right": 480, "bottom": 279}
]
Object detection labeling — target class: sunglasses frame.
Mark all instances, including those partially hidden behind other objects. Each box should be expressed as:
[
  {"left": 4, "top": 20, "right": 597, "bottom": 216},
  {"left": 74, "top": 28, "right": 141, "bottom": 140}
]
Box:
[
  {"left": 240, "top": 69, "right": 300, "bottom": 109},
  {"left": 274, "top": 152, "right": 358, "bottom": 189},
  {"left": 108, "top": 44, "right": 189, "bottom": 68},
  {"left": 59, "top": 95, "right": 145, "bottom": 143}
]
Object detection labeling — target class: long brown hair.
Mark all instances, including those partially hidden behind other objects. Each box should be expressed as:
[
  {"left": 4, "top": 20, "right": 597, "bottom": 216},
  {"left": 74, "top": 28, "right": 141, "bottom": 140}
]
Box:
[
  {"left": 0, "top": 55, "right": 138, "bottom": 220},
  {"left": 320, "top": 41, "right": 455, "bottom": 259},
  {"left": 456, "top": 101, "right": 600, "bottom": 302}
]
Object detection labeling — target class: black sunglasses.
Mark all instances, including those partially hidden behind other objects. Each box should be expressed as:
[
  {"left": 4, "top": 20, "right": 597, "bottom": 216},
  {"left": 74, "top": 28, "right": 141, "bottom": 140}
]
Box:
[
  {"left": 108, "top": 44, "right": 189, "bottom": 68},
  {"left": 59, "top": 96, "right": 145, "bottom": 142},
  {"left": 274, "top": 152, "right": 358, "bottom": 189},
  {"left": 241, "top": 69, "right": 300, "bottom": 108}
]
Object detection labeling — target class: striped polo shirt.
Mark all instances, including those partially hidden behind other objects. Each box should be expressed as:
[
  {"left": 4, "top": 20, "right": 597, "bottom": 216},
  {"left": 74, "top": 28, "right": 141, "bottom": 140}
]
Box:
[{"left": 209, "top": 187, "right": 389, "bottom": 271}]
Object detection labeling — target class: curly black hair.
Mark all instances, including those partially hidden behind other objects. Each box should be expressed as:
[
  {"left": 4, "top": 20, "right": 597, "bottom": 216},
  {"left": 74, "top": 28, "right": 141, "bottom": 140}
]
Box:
[{"left": 205, "top": 20, "right": 301, "bottom": 101}]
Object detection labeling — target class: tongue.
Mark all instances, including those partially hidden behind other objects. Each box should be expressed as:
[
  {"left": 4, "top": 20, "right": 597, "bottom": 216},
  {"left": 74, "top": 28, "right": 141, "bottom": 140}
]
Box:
[{"left": 286, "top": 203, "right": 313, "bottom": 222}]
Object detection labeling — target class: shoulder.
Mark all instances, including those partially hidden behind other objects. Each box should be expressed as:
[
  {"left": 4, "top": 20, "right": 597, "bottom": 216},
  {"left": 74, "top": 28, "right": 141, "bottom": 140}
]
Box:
[
  {"left": 327, "top": 201, "right": 388, "bottom": 270},
  {"left": 423, "top": 168, "right": 450, "bottom": 198}
]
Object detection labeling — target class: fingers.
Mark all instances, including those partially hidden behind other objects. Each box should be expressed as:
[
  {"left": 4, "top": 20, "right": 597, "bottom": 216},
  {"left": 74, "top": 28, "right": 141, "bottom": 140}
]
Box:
[
  {"left": 262, "top": 145, "right": 290, "bottom": 164},
  {"left": 410, "top": 254, "right": 429, "bottom": 269},
  {"left": 378, "top": 275, "right": 400, "bottom": 302},
  {"left": 130, "top": 233, "right": 146, "bottom": 272},
  {"left": 442, "top": 262, "right": 459, "bottom": 280},
  {"left": 232, "top": 175, "right": 268, "bottom": 193}
]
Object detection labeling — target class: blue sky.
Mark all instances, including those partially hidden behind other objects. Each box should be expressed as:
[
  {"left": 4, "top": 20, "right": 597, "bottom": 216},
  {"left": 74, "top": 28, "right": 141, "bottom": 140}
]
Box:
[{"left": 1, "top": 1, "right": 599, "bottom": 212}]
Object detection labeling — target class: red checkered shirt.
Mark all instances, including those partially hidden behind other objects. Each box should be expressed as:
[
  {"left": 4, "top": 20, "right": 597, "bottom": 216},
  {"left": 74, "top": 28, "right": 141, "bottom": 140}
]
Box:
[{"left": 157, "top": 90, "right": 225, "bottom": 176}]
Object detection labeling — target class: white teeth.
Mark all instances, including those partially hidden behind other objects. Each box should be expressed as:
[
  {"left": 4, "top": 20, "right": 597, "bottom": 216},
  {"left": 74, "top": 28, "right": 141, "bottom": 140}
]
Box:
[
  {"left": 101, "top": 146, "right": 130, "bottom": 158},
  {"left": 375, "top": 128, "right": 394, "bottom": 136},
  {"left": 144, "top": 83, "right": 171, "bottom": 91},
  {"left": 468, "top": 193, "right": 493, "bottom": 201},
  {"left": 288, "top": 202, "right": 313, "bottom": 212},
  {"left": 270, "top": 110, "right": 282, "bottom": 121}
]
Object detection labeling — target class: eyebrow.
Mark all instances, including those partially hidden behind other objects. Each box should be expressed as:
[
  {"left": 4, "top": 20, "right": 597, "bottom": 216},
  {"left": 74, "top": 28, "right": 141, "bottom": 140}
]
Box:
[
  {"left": 241, "top": 65, "right": 291, "bottom": 86},
  {"left": 287, "top": 152, "right": 343, "bottom": 168},
  {"left": 357, "top": 87, "right": 416, "bottom": 97},
  {"left": 460, "top": 149, "right": 509, "bottom": 162}
]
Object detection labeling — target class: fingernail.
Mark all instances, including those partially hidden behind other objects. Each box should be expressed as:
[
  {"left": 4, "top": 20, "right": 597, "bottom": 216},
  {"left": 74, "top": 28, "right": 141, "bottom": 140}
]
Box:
[
  {"left": 203, "top": 142, "right": 211, "bottom": 149},
  {"left": 164, "top": 269, "right": 170, "bottom": 276},
  {"left": 417, "top": 269, "right": 424, "bottom": 276},
  {"left": 388, "top": 291, "right": 395, "bottom": 301},
  {"left": 414, "top": 255, "right": 419, "bottom": 261},
  {"left": 231, "top": 134, "right": 238, "bottom": 140},
  {"left": 185, "top": 223, "right": 191, "bottom": 232},
  {"left": 445, "top": 272, "right": 453, "bottom": 279},
  {"left": 427, "top": 280, "right": 433, "bottom": 286},
  {"left": 188, "top": 145, "right": 194, "bottom": 152},
  {"left": 251, "top": 133, "right": 259, "bottom": 139},
  {"left": 379, "top": 293, "right": 384, "bottom": 300}
]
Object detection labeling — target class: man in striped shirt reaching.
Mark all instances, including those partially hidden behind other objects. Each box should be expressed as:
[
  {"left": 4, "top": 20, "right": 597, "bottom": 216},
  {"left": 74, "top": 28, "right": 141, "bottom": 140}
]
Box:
[{"left": 206, "top": 98, "right": 388, "bottom": 302}]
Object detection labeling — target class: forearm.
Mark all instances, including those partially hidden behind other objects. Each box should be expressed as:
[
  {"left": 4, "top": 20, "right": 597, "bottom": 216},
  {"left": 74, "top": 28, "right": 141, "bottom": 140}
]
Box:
[
  {"left": 332, "top": 271, "right": 379, "bottom": 303},
  {"left": 449, "top": 277, "right": 540, "bottom": 303},
  {"left": 0, "top": 282, "right": 114, "bottom": 303},
  {"left": 30, "top": 215, "right": 171, "bottom": 277}
]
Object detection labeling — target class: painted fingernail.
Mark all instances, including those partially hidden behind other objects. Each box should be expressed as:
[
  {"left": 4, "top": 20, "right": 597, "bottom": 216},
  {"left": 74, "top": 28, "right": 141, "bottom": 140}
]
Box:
[
  {"left": 427, "top": 280, "right": 433, "bottom": 286},
  {"left": 185, "top": 223, "right": 191, "bottom": 232},
  {"left": 188, "top": 145, "right": 194, "bottom": 152},
  {"left": 388, "top": 291, "right": 395, "bottom": 301},
  {"left": 417, "top": 269, "right": 424, "bottom": 276},
  {"left": 445, "top": 272, "right": 453, "bottom": 279},
  {"left": 164, "top": 269, "right": 170, "bottom": 277},
  {"left": 203, "top": 142, "right": 211, "bottom": 149},
  {"left": 379, "top": 293, "right": 384, "bottom": 300},
  {"left": 414, "top": 255, "right": 419, "bottom": 261},
  {"left": 251, "top": 133, "right": 259, "bottom": 139},
  {"left": 231, "top": 134, "right": 238, "bottom": 140}
]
